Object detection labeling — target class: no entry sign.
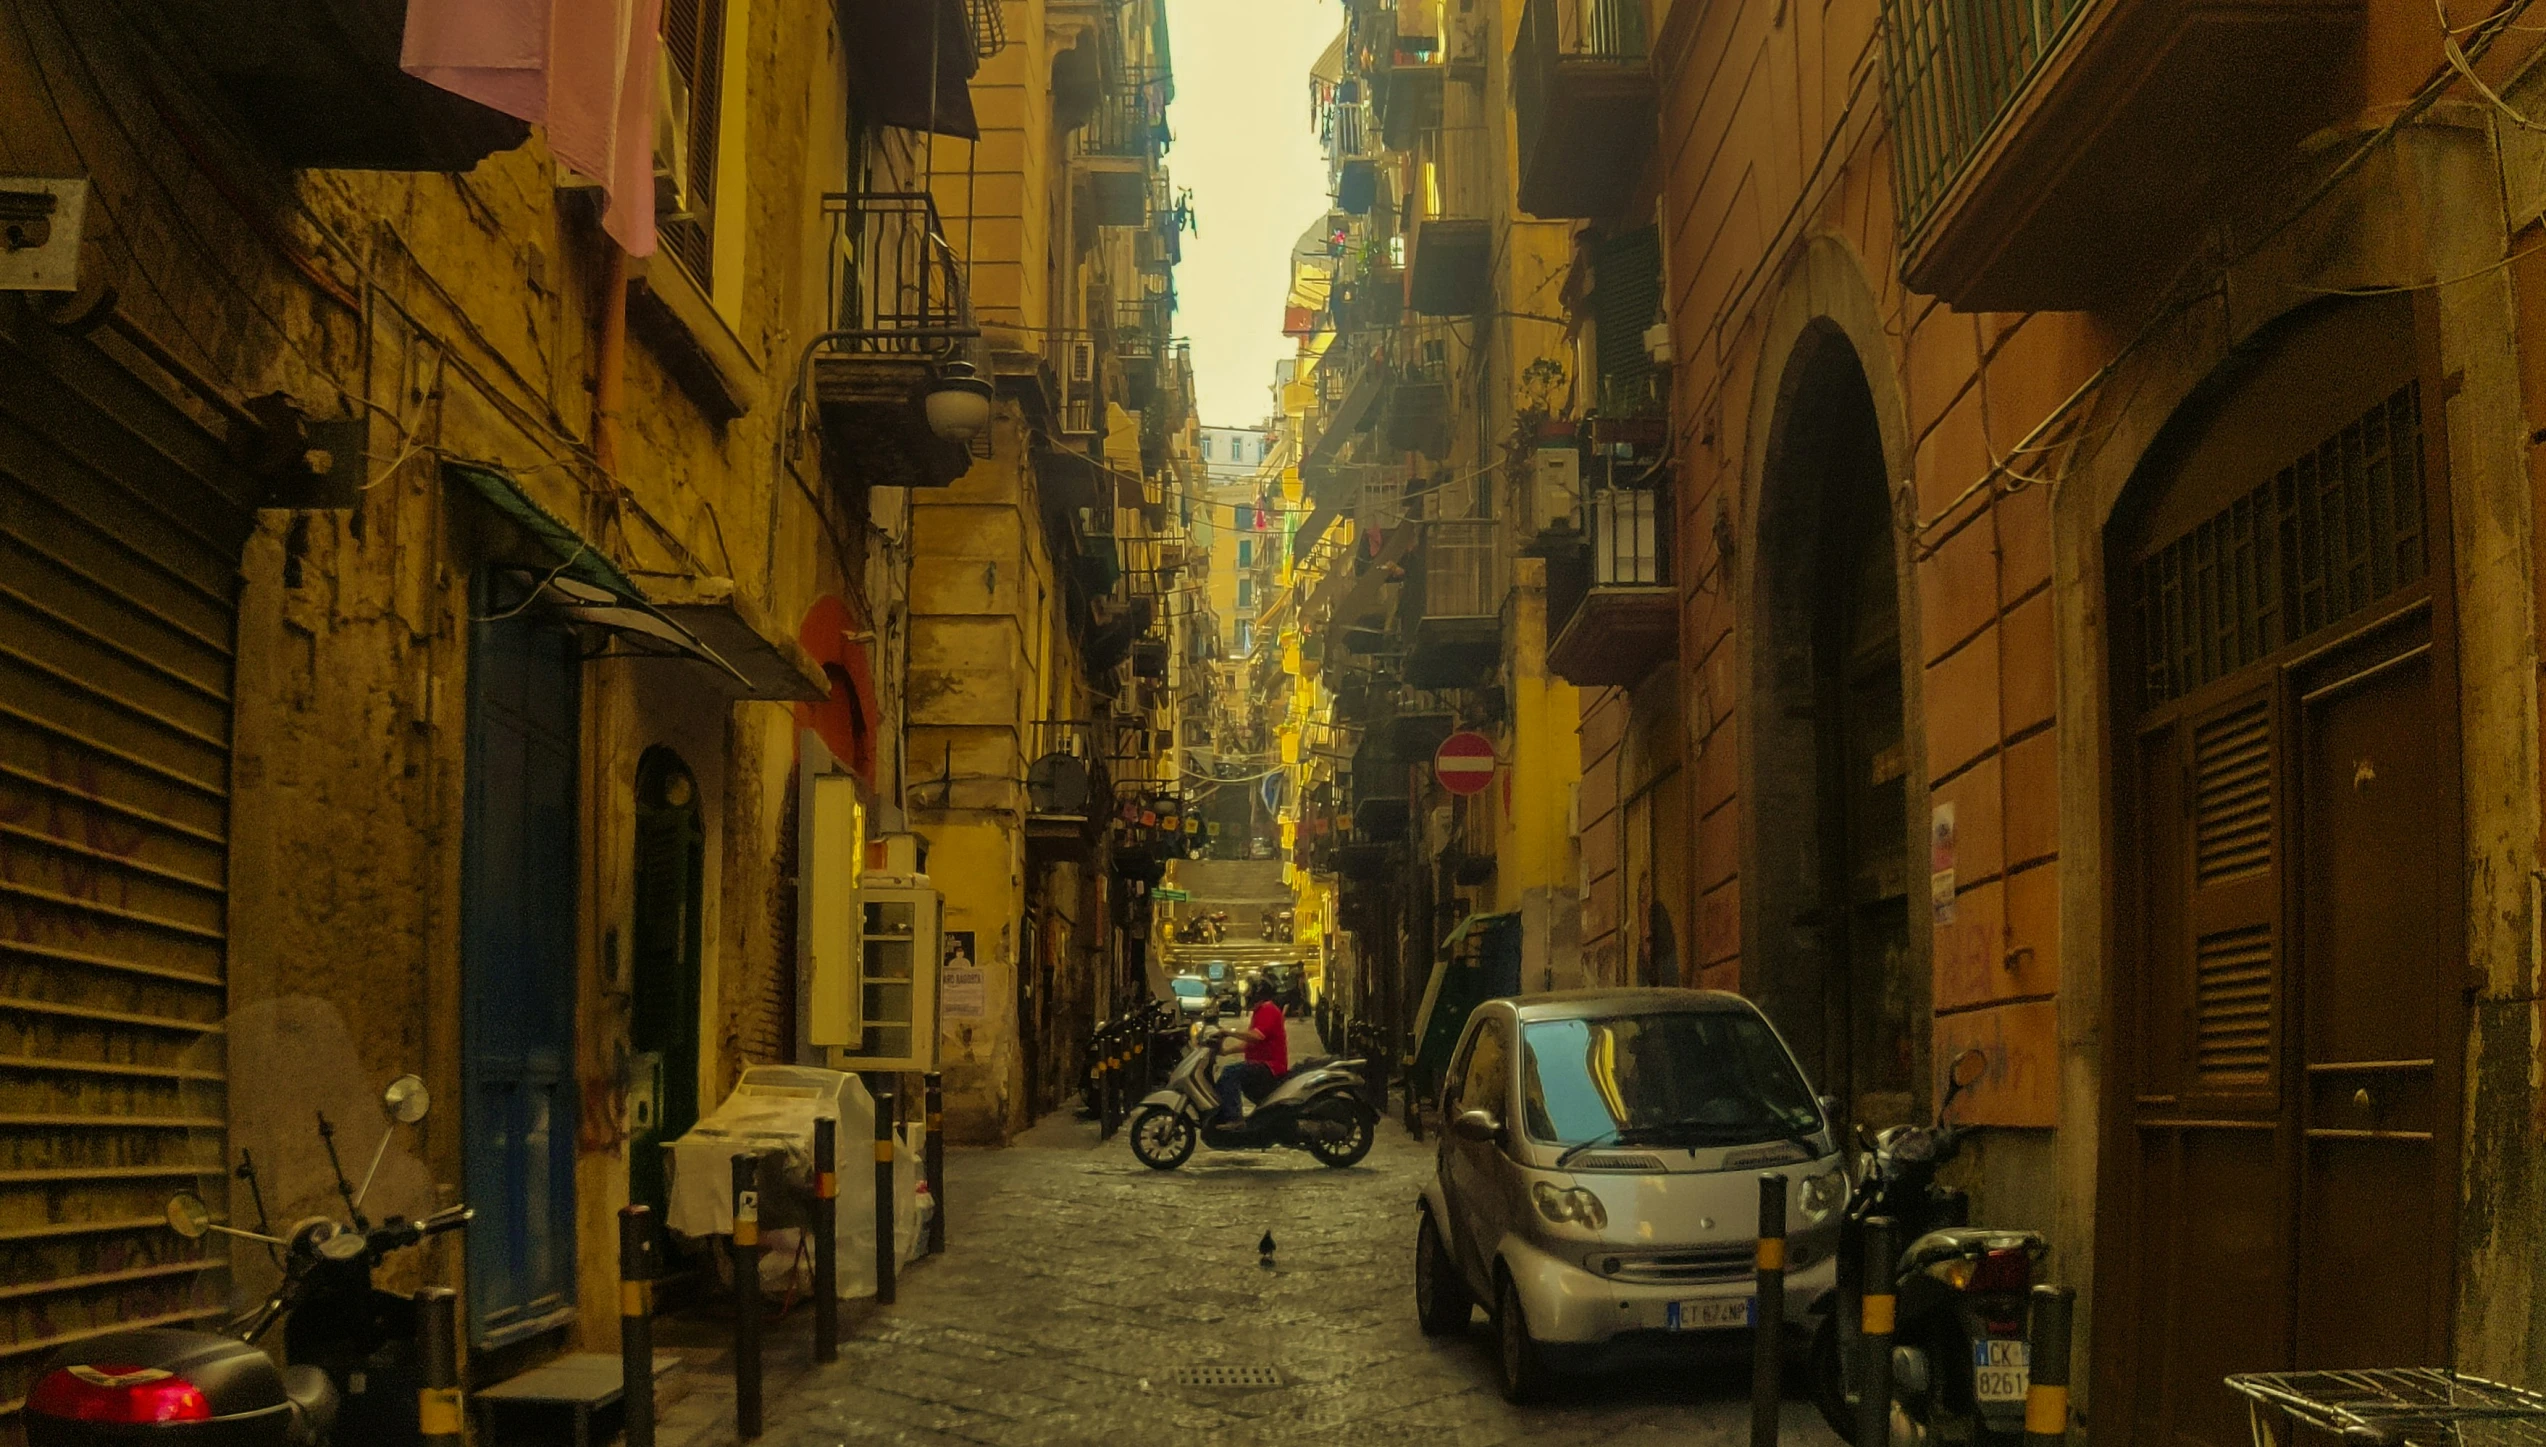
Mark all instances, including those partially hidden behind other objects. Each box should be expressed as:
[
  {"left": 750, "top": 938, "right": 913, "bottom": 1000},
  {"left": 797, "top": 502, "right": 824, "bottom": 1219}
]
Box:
[{"left": 1434, "top": 731, "right": 1496, "bottom": 795}]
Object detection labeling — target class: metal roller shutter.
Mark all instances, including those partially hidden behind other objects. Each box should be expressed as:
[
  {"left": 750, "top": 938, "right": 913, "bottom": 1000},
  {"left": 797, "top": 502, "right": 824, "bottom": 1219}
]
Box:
[{"left": 0, "top": 308, "right": 259, "bottom": 1419}]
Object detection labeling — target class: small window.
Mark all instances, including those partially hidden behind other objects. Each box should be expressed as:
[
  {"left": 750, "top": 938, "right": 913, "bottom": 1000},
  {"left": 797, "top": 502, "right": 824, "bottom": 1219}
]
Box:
[
  {"left": 658, "top": 0, "right": 730, "bottom": 288},
  {"left": 1202, "top": 437, "right": 1214, "bottom": 460},
  {"left": 1238, "top": 539, "right": 1253, "bottom": 568},
  {"left": 1461, "top": 1018, "right": 1511, "bottom": 1116},
  {"left": 1237, "top": 579, "right": 1253, "bottom": 608},
  {"left": 1237, "top": 505, "right": 1255, "bottom": 531},
  {"left": 1236, "top": 622, "right": 1252, "bottom": 654}
]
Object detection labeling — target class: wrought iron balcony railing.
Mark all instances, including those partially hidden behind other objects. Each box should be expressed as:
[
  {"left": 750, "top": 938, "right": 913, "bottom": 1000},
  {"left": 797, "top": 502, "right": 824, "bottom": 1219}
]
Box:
[
  {"left": 1075, "top": 70, "right": 1170, "bottom": 162},
  {"left": 1419, "top": 518, "right": 1504, "bottom": 620},
  {"left": 1880, "top": 0, "right": 2093, "bottom": 251},
  {"left": 820, "top": 191, "right": 970, "bottom": 354}
]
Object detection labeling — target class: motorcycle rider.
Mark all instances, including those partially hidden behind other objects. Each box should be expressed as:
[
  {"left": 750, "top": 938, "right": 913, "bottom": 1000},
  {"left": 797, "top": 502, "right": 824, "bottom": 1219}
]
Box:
[{"left": 1216, "top": 976, "right": 1289, "bottom": 1124}]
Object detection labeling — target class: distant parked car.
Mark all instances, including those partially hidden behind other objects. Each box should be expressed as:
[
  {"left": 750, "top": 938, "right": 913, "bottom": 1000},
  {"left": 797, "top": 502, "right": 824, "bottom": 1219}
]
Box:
[
  {"left": 1168, "top": 975, "right": 1212, "bottom": 1021},
  {"left": 1415, "top": 989, "right": 1846, "bottom": 1403}
]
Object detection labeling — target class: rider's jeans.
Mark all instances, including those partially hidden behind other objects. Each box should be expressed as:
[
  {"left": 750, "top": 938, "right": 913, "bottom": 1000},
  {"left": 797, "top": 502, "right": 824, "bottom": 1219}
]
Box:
[{"left": 1217, "top": 1061, "right": 1274, "bottom": 1123}]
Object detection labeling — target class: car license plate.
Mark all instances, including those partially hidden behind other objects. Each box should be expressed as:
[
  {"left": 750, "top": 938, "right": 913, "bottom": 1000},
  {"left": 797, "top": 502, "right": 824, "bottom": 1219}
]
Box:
[
  {"left": 1972, "top": 1339, "right": 2030, "bottom": 1404},
  {"left": 1666, "top": 1297, "right": 1754, "bottom": 1331}
]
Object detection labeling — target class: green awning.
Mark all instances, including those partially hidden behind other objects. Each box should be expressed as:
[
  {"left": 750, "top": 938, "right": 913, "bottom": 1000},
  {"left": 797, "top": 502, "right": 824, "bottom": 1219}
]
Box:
[{"left": 450, "top": 462, "right": 642, "bottom": 598}]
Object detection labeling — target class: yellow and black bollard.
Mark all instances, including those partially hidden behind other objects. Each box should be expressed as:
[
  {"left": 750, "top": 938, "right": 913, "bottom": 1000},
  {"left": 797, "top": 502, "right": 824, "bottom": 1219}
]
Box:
[
  {"left": 813, "top": 1116, "right": 839, "bottom": 1364},
  {"left": 872, "top": 1077, "right": 897, "bottom": 1306},
  {"left": 731, "top": 1150, "right": 763, "bottom": 1441},
  {"left": 924, "top": 1071, "right": 946, "bottom": 1255},
  {"left": 619, "top": 1205, "right": 657, "bottom": 1447},
  {"left": 1751, "top": 1173, "right": 1786, "bottom": 1447},
  {"left": 416, "top": 1286, "right": 462, "bottom": 1447},
  {"left": 2024, "top": 1284, "right": 2077, "bottom": 1447},
  {"left": 1859, "top": 1216, "right": 1899, "bottom": 1447}
]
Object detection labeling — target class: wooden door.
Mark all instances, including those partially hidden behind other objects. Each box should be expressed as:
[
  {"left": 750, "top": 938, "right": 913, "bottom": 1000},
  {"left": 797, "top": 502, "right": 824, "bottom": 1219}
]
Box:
[{"left": 2102, "top": 297, "right": 2462, "bottom": 1447}]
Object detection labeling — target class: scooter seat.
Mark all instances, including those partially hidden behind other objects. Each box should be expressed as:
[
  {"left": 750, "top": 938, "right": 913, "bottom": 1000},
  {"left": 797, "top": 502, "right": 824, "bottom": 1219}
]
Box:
[{"left": 282, "top": 1364, "right": 339, "bottom": 1444}]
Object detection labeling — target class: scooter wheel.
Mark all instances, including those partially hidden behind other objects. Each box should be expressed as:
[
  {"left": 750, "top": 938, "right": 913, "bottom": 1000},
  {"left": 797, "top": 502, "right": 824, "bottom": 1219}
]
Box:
[
  {"left": 1302, "top": 1100, "right": 1376, "bottom": 1168},
  {"left": 1128, "top": 1105, "right": 1197, "bottom": 1169}
]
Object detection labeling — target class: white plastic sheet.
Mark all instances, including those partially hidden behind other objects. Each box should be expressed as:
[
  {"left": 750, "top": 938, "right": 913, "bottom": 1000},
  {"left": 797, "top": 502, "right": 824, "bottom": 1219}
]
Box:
[{"left": 664, "top": 1065, "right": 931, "bottom": 1299}]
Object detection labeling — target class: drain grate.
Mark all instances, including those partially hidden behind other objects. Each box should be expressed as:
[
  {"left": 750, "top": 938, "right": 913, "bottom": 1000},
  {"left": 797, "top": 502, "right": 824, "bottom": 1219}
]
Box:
[{"left": 1173, "top": 1364, "right": 1285, "bottom": 1389}]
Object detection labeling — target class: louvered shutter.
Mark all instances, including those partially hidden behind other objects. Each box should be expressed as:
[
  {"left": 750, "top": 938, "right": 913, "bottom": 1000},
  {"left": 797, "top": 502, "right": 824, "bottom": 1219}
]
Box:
[{"left": 1593, "top": 226, "right": 1662, "bottom": 415}]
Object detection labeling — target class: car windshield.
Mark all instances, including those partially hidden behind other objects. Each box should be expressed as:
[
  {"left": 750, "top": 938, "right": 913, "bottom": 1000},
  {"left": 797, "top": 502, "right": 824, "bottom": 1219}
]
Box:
[
  {"left": 1170, "top": 978, "right": 1208, "bottom": 999},
  {"left": 1520, "top": 1012, "right": 1823, "bottom": 1149}
]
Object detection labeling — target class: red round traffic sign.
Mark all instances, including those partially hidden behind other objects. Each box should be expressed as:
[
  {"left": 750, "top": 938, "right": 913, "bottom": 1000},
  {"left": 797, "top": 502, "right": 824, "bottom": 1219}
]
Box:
[{"left": 1434, "top": 730, "right": 1496, "bottom": 795}]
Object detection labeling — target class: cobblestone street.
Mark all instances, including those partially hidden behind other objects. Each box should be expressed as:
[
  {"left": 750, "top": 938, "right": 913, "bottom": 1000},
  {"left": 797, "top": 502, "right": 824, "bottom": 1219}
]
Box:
[{"left": 703, "top": 1053, "right": 1845, "bottom": 1446}]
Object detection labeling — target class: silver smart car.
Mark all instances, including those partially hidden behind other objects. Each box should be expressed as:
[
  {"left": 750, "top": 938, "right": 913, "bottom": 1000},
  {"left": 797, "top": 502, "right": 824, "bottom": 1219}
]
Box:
[{"left": 1414, "top": 989, "right": 1848, "bottom": 1401}]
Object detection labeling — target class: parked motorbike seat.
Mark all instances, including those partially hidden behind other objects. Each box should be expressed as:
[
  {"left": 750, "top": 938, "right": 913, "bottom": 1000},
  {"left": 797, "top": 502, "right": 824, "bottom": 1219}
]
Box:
[{"left": 282, "top": 1364, "right": 338, "bottom": 1443}]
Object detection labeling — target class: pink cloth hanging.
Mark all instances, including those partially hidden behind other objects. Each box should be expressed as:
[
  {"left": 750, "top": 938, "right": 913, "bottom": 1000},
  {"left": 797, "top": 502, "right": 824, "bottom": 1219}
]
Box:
[{"left": 401, "top": 0, "right": 663, "bottom": 256}]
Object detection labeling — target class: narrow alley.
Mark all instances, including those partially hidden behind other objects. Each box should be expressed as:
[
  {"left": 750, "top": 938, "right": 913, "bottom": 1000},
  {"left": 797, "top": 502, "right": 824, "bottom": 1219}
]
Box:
[{"left": 715, "top": 1112, "right": 1838, "bottom": 1447}]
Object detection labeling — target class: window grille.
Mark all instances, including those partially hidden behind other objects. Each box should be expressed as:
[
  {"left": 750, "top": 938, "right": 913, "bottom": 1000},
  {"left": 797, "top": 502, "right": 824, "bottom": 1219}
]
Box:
[{"left": 2136, "top": 384, "right": 2426, "bottom": 706}]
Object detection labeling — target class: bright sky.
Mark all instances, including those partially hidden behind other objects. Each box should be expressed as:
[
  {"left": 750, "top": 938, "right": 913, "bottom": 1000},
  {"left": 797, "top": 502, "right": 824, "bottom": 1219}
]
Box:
[{"left": 1166, "top": 0, "right": 1341, "bottom": 430}]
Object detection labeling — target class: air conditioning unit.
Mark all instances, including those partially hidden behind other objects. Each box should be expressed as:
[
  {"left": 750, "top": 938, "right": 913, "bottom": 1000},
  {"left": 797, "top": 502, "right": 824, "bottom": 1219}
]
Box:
[
  {"left": 1068, "top": 339, "right": 1097, "bottom": 385},
  {"left": 1531, "top": 439, "right": 1580, "bottom": 536}
]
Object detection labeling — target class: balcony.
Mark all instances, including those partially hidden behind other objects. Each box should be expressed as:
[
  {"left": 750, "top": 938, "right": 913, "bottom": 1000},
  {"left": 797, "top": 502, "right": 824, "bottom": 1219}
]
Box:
[
  {"left": 1406, "top": 518, "right": 1504, "bottom": 688},
  {"left": 1513, "top": 0, "right": 1656, "bottom": 220},
  {"left": 812, "top": 193, "right": 978, "bottom": 488},
  {"left": 1383, "top": 320, "right": 1457, "bottom": 456},
  {"left": 1073, "top": 71, "right": 1167, "bottom": 226},
  {"left": 1407, "top": 120, "right": 1494, "bottom": 316},
  {"left": 1373, "top": 3, "right": 1486, "bottom": 150},
  {"left": 1881, "top": 0, "right": 2359, "bottom": 310},
  {"left": 1025, "top": 718, "right": 1106, "bottom": 861},
  {"left": 1548, "top": 485, "right": 1676, "bottom": 687},
  {"left": 154, "top": 0, "right": 528, "bottom": 168}
]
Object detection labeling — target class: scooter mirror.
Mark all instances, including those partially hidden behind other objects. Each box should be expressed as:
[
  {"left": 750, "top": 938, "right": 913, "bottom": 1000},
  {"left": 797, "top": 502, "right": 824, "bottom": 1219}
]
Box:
[
  {"left": 165, "top": 1193, "right": 212, "bottom": 1240},
  {"left": 382, "top": 1073, "right": 431, "bottom": 1124},
  {"left": 1948, "top": 1048, "right": 1989, "bottom": 1090}
]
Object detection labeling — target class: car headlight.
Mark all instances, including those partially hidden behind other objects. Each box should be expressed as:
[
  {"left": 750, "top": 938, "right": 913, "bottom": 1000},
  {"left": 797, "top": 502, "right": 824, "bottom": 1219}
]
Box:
[
  {"left": 1799, "top": 1167, "right": 1849, "bottom": 1224},
  {"left": 1529, "top": 1181, "right": 1609, "bottom": 1230}
]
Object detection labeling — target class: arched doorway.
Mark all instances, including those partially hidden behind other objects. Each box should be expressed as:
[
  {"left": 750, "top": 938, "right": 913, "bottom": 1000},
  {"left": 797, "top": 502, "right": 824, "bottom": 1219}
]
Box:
[
  {"left": 2098, "top": 295, "right": 2464, "bottom": 1446},
  {"left": 628, "top": 747, "right": 705, "bottom": 1218},
  {"left": 1748, "top": 327, "right": 1916, "bottom": 1127}
]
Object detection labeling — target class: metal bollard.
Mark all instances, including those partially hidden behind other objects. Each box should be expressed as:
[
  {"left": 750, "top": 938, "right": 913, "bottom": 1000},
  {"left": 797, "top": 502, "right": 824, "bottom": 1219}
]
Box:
[
  {"left": 416, "top": 1286, "right": 462, "bottom": 1447},
  {"left": 2024, "top": 1284, "right": 2077, "bottom": 1447},
  {"left": 873, "top": 1079, "right": 897, "bottom": 1306},
  {"left": 1752, "top": 1174, "right": 1787, "bottom": 1447},
  {"left": 619, "top": 1205, "right": 658, "bottom": 1447},
  {"left": 924, "top": 1071, "right": 946, "bottom": 1255},
  {"left": 731, "top": 1151, "right": 763, "bottom": 1441},
  {"left": 813, "top": 1117, "right": 839, "bottom": 1364},
  {"left": 1859, "top": 1216, "right": 1899, "bottom": 1447}
]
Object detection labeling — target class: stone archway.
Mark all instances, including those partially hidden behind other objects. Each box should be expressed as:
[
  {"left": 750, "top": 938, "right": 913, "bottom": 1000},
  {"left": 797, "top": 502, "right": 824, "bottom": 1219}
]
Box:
[{"left": 1734, "top": 236, "right": 1928, "bottom": 1132}]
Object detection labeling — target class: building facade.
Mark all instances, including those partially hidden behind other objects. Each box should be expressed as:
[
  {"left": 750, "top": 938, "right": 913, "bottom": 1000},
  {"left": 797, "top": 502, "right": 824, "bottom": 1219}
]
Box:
[
  {"left": 1353, "top": 0, "right": 2546, "bottom": 1436},
  {"left": 0, "top": 0, "right": 1195, "bottom": 1418}
]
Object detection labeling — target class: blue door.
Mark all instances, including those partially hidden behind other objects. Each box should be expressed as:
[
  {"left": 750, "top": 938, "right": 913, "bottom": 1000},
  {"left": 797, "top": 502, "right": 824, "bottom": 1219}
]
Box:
[{"left": 461, "top": 575, "right": 581, "bottom": 1346}]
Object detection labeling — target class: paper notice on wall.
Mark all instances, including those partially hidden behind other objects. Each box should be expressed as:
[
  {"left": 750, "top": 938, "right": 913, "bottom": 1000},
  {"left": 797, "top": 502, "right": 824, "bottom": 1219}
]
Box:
[
  {"left": 941, "top": 961, "right": 987, "bottom": 1020},
  {"left": 1930, "top": 802, "right": 1958, "bottom": 924}
]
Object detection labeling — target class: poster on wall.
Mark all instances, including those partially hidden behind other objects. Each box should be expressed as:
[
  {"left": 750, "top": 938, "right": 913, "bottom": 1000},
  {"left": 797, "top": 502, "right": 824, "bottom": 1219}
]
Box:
[{"left": 941, "top": 931, "right": 985, "bottom": 1018}]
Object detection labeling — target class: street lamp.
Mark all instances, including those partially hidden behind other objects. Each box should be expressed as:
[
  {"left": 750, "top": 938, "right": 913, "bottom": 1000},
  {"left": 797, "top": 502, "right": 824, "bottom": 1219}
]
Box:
[{"left": 925, "top": 359, "right": 993, "bottom": 444}]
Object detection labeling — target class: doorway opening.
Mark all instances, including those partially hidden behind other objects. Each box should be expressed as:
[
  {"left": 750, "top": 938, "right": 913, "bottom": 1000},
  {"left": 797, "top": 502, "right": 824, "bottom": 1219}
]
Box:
[
  {"left": 2098, "top": 294, "right": 2464, "bottom": 1446},
  {"left": 629, "top": 747, "right": 704, "bottom": 1219},
  {"left": 1748, "top": 328, "right": 1916, "bottom": 1128}
]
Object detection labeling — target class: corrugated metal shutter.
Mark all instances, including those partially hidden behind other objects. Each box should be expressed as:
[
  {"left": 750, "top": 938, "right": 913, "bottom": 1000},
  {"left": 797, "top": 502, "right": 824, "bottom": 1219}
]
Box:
[{"left": 0, "top": 313, "right": 259, "bottom": 1418}]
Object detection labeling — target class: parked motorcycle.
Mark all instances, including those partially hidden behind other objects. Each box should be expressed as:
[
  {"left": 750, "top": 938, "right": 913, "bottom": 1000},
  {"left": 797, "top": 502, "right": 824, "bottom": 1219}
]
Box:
[
  {"left": 1127, "top": 1029, "right": 1377, "bottom": 1169},
  {"left": 26, "top": 1073, "right": 471, "bottom": 1447},
  {"left": 1813, "top": 1049, "right": 2047, "bottom": 1446}
]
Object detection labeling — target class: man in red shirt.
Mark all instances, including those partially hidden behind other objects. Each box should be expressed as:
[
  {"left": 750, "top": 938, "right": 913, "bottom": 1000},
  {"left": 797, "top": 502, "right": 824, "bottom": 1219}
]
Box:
[{"left": 1216, "top": 977, "right": 1289, "bottom": 1123}]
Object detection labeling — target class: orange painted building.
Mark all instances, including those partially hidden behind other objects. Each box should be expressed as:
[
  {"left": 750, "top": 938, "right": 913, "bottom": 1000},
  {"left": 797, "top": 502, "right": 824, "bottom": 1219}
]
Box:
[{"left": 1534, "top": 0, "right": 2546, "bottom": 1431}]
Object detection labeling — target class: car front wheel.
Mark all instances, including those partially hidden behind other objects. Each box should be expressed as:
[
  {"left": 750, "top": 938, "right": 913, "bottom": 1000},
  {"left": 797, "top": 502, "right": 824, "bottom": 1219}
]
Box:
[
  {"left": 1414, "top": 1210, "right": 1471, "bottom": 1335},
  {"left": 1493, "top": 1271, "right": 1554, "bottom": 1404}
]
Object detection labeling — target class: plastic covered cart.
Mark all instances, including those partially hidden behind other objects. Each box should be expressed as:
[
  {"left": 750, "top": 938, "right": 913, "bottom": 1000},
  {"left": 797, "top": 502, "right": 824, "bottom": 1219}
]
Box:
[{"left": 662, "top": 1065, "right": 929, "bottom": 1298}]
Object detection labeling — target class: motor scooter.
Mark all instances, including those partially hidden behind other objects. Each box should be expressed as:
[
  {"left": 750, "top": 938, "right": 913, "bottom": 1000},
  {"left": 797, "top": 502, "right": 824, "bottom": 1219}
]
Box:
[
  {"left": 1813, "top": 1049, "right": 2047, "bottom": 1446},
  {"left": 1126, "top": 1029, "right": 1377, "bottom": 1169},
  {"left": 25, "top": 1073, "right": 472, "bottom": 1447}
]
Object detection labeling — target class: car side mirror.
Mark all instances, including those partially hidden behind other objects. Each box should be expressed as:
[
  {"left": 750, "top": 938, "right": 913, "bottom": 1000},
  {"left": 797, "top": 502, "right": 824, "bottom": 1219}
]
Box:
[{"left": 1451, "top": 1109, "right": 1502, "bottom": 1143}]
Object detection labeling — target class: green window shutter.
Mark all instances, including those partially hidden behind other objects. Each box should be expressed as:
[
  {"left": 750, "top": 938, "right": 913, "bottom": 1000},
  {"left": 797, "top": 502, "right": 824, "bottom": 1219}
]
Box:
[{"left": 1593, "top": 226, "right": 1663, "bottom": 415}]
